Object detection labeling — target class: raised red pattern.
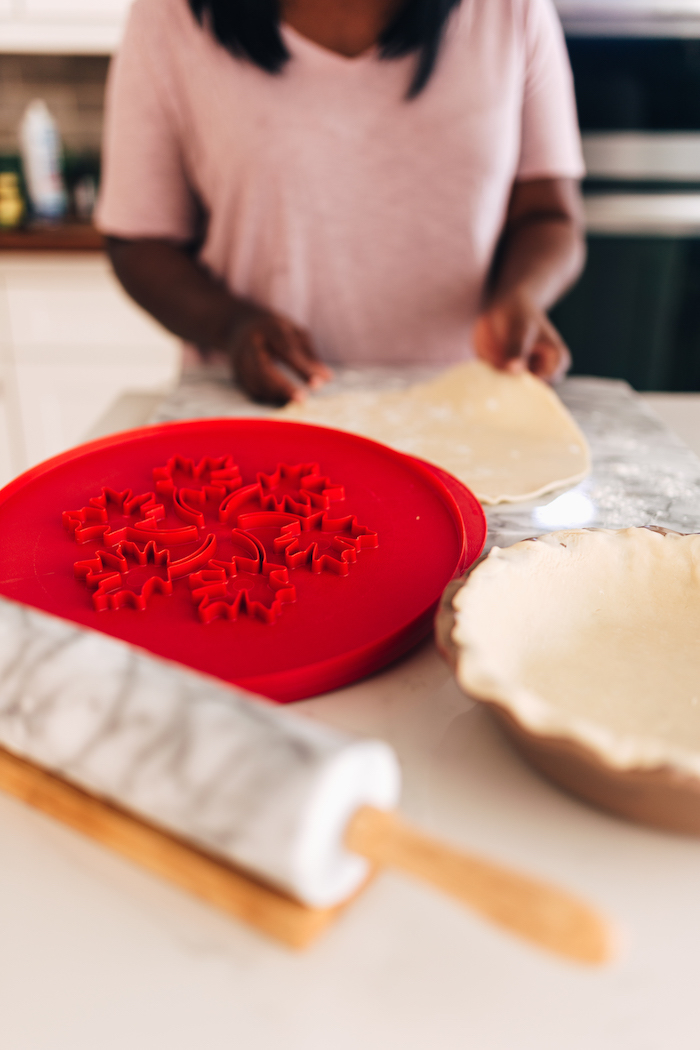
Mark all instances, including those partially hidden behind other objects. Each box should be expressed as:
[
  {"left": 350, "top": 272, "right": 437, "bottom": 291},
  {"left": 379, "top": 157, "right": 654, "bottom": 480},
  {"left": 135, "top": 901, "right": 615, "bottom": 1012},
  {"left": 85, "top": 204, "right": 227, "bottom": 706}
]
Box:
[{"left": 65, "top": 457, "right": 377, "bottom": 626}]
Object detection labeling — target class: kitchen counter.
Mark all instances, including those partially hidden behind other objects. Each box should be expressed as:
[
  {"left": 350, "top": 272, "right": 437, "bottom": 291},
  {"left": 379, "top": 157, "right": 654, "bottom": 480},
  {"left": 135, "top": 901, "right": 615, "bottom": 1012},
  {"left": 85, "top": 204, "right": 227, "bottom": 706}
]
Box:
[{"left": 3, "top": 372, "right": 700, "bottom": 1050}]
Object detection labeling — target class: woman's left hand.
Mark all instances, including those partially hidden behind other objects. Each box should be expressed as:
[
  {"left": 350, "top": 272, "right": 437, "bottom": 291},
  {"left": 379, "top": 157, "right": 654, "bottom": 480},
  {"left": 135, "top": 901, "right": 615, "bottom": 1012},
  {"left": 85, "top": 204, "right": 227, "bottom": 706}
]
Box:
[{"left": 474, "top": 289, "right": 571, "bottom": 383}]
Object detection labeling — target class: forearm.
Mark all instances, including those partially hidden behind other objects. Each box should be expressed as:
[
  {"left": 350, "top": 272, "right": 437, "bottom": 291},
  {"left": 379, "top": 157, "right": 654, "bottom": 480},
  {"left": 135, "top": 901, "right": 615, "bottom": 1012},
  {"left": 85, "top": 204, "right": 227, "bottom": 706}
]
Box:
[
  {"left": 105, "top": 236, "right": 329, "bottom": 404},
  {"left": 489, "top": 215, "right": 585, "bottom": 310},
  {"left": 105, "top": 237, "right": 252, "bottom": 349},
  {"left": 475, "top": 178, "right": 585, "bottom": 381},
  {"left": 487, "top": 177, "right": 586, "bottom": 310}
]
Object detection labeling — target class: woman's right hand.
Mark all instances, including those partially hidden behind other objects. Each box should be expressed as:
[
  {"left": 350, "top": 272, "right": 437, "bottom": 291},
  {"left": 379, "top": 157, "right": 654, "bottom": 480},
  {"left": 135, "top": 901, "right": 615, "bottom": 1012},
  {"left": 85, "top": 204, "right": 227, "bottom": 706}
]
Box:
[
  {"left": 474, "top": 289, "right": 571, "bottom": 383},
  {"left": 226, "top": 304, "right": 332, "bottom": 405},
  {"left": 105, "top": 238, "right": 331, "bottom": 405}
]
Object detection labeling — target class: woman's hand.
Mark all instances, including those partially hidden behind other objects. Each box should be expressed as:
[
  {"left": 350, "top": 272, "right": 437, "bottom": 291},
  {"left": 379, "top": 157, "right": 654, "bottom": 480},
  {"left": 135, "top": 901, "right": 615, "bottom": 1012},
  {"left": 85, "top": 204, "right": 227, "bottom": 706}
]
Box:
[
  {"left": 105, "top": 238, "right": 331, "bottom": 406},
  {"left": 226, "top": 304, "right": 332, "bottom": 405},
  {"left": 474, "top": 289, "right": 571, "bottom": 383},
  {"left": 475, "top": 178, "right": 584, "bottom": 383}
]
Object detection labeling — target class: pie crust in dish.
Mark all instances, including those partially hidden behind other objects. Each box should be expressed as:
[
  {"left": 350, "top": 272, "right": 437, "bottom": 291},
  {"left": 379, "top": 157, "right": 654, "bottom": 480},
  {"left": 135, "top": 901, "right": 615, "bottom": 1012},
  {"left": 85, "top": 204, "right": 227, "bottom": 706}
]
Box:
[
  {"left": 436, "top": 527, "right": 700, "bottom": 834},
  {"left": 280, "top": 361, "right": 590, "bottom": 505}
]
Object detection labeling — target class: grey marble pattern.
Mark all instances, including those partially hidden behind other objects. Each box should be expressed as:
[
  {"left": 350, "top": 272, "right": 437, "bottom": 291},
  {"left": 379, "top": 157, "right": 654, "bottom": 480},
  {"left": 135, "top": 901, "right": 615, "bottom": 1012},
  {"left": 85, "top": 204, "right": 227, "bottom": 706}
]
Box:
[
  {"left": 0, "top": 599, "right": 398, "bottom": 905},
  {"left": 152, "top": 359, "right": 443, "bottom": 424},
  {"left": 153, "top": 362, "right": 700, "bottom": 548},
  {"left": 485, "top": 376, "right": 700, "bottom": 552}
]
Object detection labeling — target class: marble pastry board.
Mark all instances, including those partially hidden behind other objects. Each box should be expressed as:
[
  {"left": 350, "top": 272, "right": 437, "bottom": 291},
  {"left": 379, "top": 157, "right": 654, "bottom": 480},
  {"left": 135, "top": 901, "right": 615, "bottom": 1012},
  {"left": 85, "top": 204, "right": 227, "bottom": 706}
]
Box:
[{"left": 0, "top": 419, "right": 485, "bottom": 702}]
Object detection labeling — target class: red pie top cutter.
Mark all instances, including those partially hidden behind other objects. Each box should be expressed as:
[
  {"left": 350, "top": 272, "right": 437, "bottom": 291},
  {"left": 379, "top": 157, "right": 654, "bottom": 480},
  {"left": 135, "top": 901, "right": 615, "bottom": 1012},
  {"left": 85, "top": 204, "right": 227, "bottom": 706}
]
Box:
[{"left": 0, "top": 419, "right": 486, "bottom": 702}]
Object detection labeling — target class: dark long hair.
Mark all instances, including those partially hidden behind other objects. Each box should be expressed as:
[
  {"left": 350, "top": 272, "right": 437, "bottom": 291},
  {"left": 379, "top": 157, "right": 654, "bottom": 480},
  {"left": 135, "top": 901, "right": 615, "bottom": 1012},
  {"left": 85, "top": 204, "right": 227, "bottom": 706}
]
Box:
[{"left": 188, "top": 0, "right": 462, "bottom": 97}]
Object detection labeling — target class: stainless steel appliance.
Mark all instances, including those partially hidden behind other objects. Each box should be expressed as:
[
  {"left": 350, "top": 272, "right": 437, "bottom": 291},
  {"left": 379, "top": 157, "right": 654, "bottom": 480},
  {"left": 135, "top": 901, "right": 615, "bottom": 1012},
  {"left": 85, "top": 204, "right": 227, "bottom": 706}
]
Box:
[{"left": 551, "top": 2, "right": 700, "bottom": 389}]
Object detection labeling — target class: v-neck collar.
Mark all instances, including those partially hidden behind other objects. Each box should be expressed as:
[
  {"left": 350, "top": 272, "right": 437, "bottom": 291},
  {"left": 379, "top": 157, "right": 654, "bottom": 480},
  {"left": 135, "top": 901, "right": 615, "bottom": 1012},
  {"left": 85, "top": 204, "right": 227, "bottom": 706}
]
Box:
[{"left": 281, "top": 22, "right": 379, "bottom": 67}]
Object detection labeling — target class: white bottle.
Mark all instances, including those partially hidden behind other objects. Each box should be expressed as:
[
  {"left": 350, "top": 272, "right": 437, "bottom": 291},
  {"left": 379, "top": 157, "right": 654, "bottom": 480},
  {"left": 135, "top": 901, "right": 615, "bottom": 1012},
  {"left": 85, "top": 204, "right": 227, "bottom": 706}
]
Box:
[{"left": 19, "top": 99, "right": 67, "bottom": 221}]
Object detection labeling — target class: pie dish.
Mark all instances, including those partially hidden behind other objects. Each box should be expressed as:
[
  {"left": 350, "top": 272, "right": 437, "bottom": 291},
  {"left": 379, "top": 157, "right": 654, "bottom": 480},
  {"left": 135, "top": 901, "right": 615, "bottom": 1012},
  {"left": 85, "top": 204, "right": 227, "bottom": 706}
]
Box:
[{"left": 436, "top": 527, "right": 700, "bottom": 834}]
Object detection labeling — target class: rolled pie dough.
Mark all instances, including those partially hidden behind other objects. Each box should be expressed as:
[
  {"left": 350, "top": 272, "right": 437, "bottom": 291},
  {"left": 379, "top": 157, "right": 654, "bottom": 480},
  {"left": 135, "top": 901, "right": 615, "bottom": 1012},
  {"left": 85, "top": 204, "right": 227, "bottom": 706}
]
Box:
[
  {"left": 279, "top": 360, "right": 590, "bottom": 504},
  {"left": 451, "top": 527, "right": 700, "bottom": 777}
]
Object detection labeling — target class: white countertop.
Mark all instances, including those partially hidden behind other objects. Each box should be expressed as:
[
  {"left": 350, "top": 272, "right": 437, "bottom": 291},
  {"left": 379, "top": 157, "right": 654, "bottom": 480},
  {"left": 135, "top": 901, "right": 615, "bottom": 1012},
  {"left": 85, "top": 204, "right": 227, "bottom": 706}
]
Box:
[
  {"left": 3, "top": 382, "right": 700, "bottom": 1050},
  {"left": 4, "top": 638, "right": 700, "bottom": 1050}
]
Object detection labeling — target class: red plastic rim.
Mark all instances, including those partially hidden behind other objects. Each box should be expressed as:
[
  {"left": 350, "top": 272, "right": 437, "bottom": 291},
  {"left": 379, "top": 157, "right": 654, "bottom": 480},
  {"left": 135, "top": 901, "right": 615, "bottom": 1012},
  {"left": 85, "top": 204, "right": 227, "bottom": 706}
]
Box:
[{"left": 0, "top": 418, "right": 486, "bottom": 701}]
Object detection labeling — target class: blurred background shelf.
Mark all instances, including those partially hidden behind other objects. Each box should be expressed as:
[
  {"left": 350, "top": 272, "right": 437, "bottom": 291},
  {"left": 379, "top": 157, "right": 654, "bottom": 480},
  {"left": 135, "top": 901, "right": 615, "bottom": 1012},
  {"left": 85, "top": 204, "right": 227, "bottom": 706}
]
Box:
[{"left": 0, "top": 222, "right": 102, "bottom": 250}]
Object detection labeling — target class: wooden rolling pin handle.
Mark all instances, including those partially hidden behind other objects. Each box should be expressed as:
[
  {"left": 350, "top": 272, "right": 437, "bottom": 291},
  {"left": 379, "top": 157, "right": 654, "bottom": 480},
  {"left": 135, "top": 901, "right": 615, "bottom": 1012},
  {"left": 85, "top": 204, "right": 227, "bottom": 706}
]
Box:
[{"left": 345, "top": 806, "right": 613, "bottom": 966}]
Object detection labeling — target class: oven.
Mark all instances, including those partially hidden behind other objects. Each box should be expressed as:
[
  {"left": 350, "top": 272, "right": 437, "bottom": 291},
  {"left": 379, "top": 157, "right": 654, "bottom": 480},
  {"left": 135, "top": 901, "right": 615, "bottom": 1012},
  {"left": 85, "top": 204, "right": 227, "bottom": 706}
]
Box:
[{"left": 550, "top": 2, "right": 700, "bottom": 389}]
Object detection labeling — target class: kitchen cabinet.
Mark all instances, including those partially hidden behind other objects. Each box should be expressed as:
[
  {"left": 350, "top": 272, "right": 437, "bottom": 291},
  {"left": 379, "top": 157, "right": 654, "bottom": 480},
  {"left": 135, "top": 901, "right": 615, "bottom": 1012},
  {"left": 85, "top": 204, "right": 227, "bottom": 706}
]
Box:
[
  {"left": 0, "top": 252, "right": 180, "bottom": 487},
  {"left": 551, "top": 233, "right": 700, "bottom": 391},
  {"left": 0, "top": 0, "right": 131, "bottom": 53}
]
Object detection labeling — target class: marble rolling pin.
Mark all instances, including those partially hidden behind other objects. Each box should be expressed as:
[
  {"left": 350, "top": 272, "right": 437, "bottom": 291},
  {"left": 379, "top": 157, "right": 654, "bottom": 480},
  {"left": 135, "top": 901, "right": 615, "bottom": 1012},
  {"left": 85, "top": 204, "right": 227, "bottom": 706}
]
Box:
[{"left": 0, "top": 596, "right": 610, "bottom": 963}]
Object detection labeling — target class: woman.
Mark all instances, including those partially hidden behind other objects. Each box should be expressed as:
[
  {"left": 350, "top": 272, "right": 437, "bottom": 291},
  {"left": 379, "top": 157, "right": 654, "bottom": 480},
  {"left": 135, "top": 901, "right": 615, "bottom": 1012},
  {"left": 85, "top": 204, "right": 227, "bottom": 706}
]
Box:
[{"left": 97, "top": 0, "right": 585, "bottom": 404}]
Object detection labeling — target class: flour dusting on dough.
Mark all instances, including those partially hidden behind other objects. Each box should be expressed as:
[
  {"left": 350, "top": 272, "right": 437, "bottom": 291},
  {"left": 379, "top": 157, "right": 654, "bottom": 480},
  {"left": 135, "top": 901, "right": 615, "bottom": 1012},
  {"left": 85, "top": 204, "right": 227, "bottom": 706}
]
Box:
[{"left": 279, "top": 360, "right": 590, "bottom": 504}]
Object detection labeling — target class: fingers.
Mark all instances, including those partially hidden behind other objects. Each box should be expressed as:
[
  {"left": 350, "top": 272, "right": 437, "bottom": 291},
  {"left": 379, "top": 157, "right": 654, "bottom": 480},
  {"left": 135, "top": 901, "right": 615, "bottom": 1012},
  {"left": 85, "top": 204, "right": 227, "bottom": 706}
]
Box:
[
  {"left": 475, "top": 299, "right": 570, "bottom": 383},
  {"left": 267, "top": 318, "right": 332, "bottom": 387},
  {"left": 473, "top": 315, "right": 512, "bottom": 370},
  {"left": 529, "top": 338, "right": 571, "bottom": 382},
  {"left": 501, "top": 313, "right": 540, "bottom": 370},
  {"left": 526, "top": 315, "right": 571, "bottom": 382},
  {"left": 474, "top": 310, "right": 536, "bottom": 374},
  {"left": 235, "top": 333, "right": 300, "bottom": 406},
  {"left": 228, "top": 309, "right": 331, "bottom": 405}
]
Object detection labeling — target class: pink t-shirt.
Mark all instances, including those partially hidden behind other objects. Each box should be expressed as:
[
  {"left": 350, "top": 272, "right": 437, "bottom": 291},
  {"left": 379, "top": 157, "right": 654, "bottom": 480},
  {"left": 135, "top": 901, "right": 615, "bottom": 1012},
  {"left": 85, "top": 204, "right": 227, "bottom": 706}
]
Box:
[{"left": 96, "top": 0, "right": 584, "bottom": 365}]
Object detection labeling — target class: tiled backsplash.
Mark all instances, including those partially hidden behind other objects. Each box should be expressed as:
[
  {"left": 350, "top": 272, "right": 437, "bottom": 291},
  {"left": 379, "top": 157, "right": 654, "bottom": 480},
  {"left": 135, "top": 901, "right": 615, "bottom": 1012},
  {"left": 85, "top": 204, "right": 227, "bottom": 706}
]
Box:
[{"left": 0, "top": 54, "right": 109, "bottom": 154}]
